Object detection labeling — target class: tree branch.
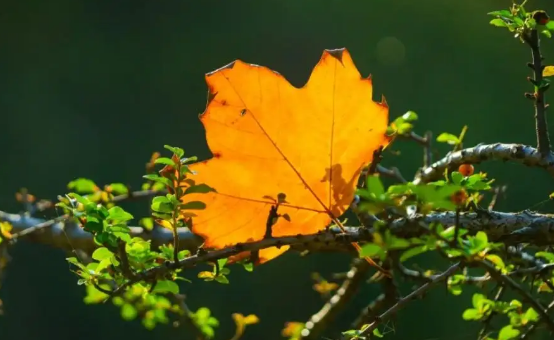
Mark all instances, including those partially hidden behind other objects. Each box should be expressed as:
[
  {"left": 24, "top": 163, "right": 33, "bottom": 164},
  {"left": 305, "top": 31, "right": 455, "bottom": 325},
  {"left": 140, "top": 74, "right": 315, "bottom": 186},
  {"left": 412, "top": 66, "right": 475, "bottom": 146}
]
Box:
[
  {"left": 5, "top": 208, "right": 554, "bottom": 259},
  {"left": 414, "top": 143, "right": 554, "bottom": 184},
  {"left": 523, "top": 26, "right": 552, "bottom": 158}
]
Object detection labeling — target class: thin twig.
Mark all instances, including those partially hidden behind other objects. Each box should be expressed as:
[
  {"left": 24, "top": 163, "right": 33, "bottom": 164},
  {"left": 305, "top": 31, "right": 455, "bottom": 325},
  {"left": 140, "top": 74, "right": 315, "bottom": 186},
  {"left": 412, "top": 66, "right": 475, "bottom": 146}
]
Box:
[
  {"left": 358, "top": 263, "right": 462, "bottom": 336},
  {"left": 375, "top": 165, "right": 407, "bottom": 183},
  {"left": 423, "top": 131, "right": 433, "bottom": 168},
  {"left": 478, "top": 259, "right": 554, "bottom": 333},
  {"left": 300, "top": 259, "right": 370, "bottom": 340},
  {"left": 478, "top": 284, "right": 505, "bottom": 339},
  {"left": 172, "top": 294, "right": 207, "bottom": 340},
  {"left": 9, "top": 189, "right": 163, "bottom": 240},
  {"left": 117, "top": 240, "right": 135, "bottom": 279},
  {"left": 521, "top": 299, "right": 554, "bottom": 339}
]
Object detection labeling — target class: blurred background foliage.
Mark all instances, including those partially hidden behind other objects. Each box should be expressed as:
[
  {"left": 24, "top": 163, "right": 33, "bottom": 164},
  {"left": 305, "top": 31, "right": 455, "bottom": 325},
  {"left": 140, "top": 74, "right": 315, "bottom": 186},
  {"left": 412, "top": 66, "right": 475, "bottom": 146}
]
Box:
[{"left": 1, "top": 0, "right": 554, "bottom": 339}]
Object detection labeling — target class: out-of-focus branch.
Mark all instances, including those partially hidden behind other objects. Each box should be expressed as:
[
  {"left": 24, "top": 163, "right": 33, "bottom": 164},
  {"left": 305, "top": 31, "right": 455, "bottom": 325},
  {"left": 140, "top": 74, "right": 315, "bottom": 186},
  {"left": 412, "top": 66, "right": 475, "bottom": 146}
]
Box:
[
  {"left": 172, "top": 294, "right": 207, "bottom": 340},
  {"left": 0, "top": 210, "right": 203, "bottom": 253},
  {"left": 300, "top": 259, "right": 370, "bottom": 340},
  {"left": 351, "top": 264, "right": 398, "bottom": 329},
  {"left": 413, "top": 143, "right": 554, "bottom": 184}
]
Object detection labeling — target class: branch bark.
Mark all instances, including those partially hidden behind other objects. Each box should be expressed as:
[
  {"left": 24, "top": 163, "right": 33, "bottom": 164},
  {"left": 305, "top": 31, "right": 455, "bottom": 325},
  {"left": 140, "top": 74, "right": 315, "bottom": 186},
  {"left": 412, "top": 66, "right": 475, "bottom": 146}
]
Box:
[
  {"left": 4, "top": 208, "right": 554, "bottom": 257},
  {"left": 414, "top": 143, "right": 554, "bottom": 184}
]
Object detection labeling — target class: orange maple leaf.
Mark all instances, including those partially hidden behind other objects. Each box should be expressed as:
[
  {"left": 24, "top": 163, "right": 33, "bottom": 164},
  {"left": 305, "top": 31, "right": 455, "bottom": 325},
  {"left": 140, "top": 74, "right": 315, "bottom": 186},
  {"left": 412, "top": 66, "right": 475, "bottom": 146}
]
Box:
[{"left": 181, "top": 48, "right": 391, "bottom": 267}]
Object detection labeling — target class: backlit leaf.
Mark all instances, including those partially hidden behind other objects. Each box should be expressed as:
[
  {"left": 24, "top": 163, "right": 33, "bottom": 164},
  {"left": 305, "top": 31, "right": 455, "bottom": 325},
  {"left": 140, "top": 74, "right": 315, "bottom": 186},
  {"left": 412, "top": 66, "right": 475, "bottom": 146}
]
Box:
[{"left": 179, "top": 49, "right": 390, "bottom": 264}]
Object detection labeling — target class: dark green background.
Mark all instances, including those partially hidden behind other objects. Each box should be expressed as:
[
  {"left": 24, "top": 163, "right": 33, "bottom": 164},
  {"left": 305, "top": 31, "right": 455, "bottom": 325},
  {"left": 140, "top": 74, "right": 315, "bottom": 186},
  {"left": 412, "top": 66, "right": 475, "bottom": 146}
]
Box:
[{"left": 1, "top": 0, "right": 554, "bottom": 339}]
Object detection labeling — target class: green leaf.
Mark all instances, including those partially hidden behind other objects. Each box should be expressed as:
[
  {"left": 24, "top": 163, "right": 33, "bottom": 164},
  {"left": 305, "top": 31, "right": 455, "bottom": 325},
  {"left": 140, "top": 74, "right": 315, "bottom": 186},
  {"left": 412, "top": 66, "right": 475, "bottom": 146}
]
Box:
[
  {"left": 66, "top": 257, "right": 86, "bottom": 270},
  {"left": 143, "top": 174, "right": 173, "bottom": 188},
  {"left": 194, "top": 307, "right": 212, "bottom": 321},
  {"left": 180, "top": 201, "right": 207, "bottom": 210},
  {"left": 401, "top": 111, "right": 418, "bottom": 122},
  {"left": 396, "top": 122, "right": 413, "bottom": 135},
  {"left": 462, "top": 308, "right": 481, "bottom": 320},
  {"left": 151, "top": 196, "right": 174, "bottom": 213},
  {"left": 436, "top": 133, "right": 460, "bottom": 145},
  {"left": 451, "top": 171, "right": 463, "bottom": 185},
  {"left": 107, "top": 183, "right": 129, "bottom": 195},
  {"left": 399, "top": 245, "right": 429, "bottom": 262},
  {"left": 472, "top": 293, "right": 486, "bottom": 308},
  {"left": 96, "top": 258, "right": 111, "bottom": 273},
  {"left": 359, "top": 243, "right": 382, "bottom": 257},
  {"left": 490, "top": 18, "right": 508, "bottom": 27},
  {"left": 152, "top": 280, "right": 179, "bottom": 294},
  {"left": 366, "top": 175, "right": 385, "bottom": 196},
  {"left": 184, "top": 184, "right": 216, "bottom": 195},
  {"left": 84, "top": 284, "right": 109, "bottom": 304},
  {"left": 68, "top": 192, "right": 90, "bottom": 206},
  {"left": 68, "top": 178, "right": 98, "bottom": 193},
  {"left": 217, "top": 257, "right": 228, "bottom": 269},
  {"left": 92, "top": 247, "right": 114, "bottom": 261},
  {"left": 154, "top": 157, "right": 177, "bottom": 167},
  {"left": 475, "top": 231, "right": 488, "bottom": 245},
  {"left": 385, "top": 233, "right": 411, "bottom": 250},
  {"left": 242, "top": 262, "right": 254, "bottom": 272},
  {"left": 373, "top": 328, "right": 384, "bottom": 338},
  {"left": 448, "top": 284, "right": 463, "bottom": 296},
  {"left": 163, "top": 145, "right": 184, "bottom": 158},
  {"left": 180, "top": 156, "right": 198, "bottom": 164},
  {"left": 535, "top": 251, "right": 554, "bottom": 263},
  {"left": 487, "top": 10, "right": 513, "bottom": 18},
  {"left": 140, "top": 217, "right": 155, "bottom": 231},
  {"left": 108, "top": 206, "right": 134, "bottom": 222},
  {"left": 464, "top": 175, "right": 491, "bottom": 191},
  {"left": 121, "top": 304, "right": 138, "bottom": 321},
  {"left": 541, "top": 29, "right": 552, "bottom": 38},
  {"left": 440, "top": 226, "right": 468, "bottom": 241},
  {"left": 498, "top": 325, "right": 520, "bottom": 340},
  {"left": 215, "top": 275, "right": 230, "bottom": 284},
  {"left": 486, "top": 254, "right": 505, "bottom": 270},
  {"left": 524, "top": 307, "right": 539, "bottom": 323},
  {"left": 84, "top": 217, "right": 104, "bottom": 233}
]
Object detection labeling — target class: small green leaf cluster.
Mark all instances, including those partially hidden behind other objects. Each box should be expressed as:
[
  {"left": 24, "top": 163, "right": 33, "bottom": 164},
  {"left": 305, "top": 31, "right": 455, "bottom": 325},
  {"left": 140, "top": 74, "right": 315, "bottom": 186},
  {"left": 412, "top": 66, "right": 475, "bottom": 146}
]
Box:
[
  {"left": 146, "top": 145, "right": 214, "bottom": 239},
  {"left": 191, "top": 307, "right": 220, "bottom": 338},
  {"left": 356, "top": 170, "right": 491, "bottom": 216},
  {"left": 387, "top": 111, "right": 418, "bottom": 136},
  {"left": 463, "top": 293, "right": 539, "bottom": 340},
  {"left": 488, "top": 4, "right": 554, "bottom": 39},
  {"left": 57, "top": 146, "right": 224, "bottom": 336},
  {"left": 198, "top": 258, "right": 232, "bottom": 284}
]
